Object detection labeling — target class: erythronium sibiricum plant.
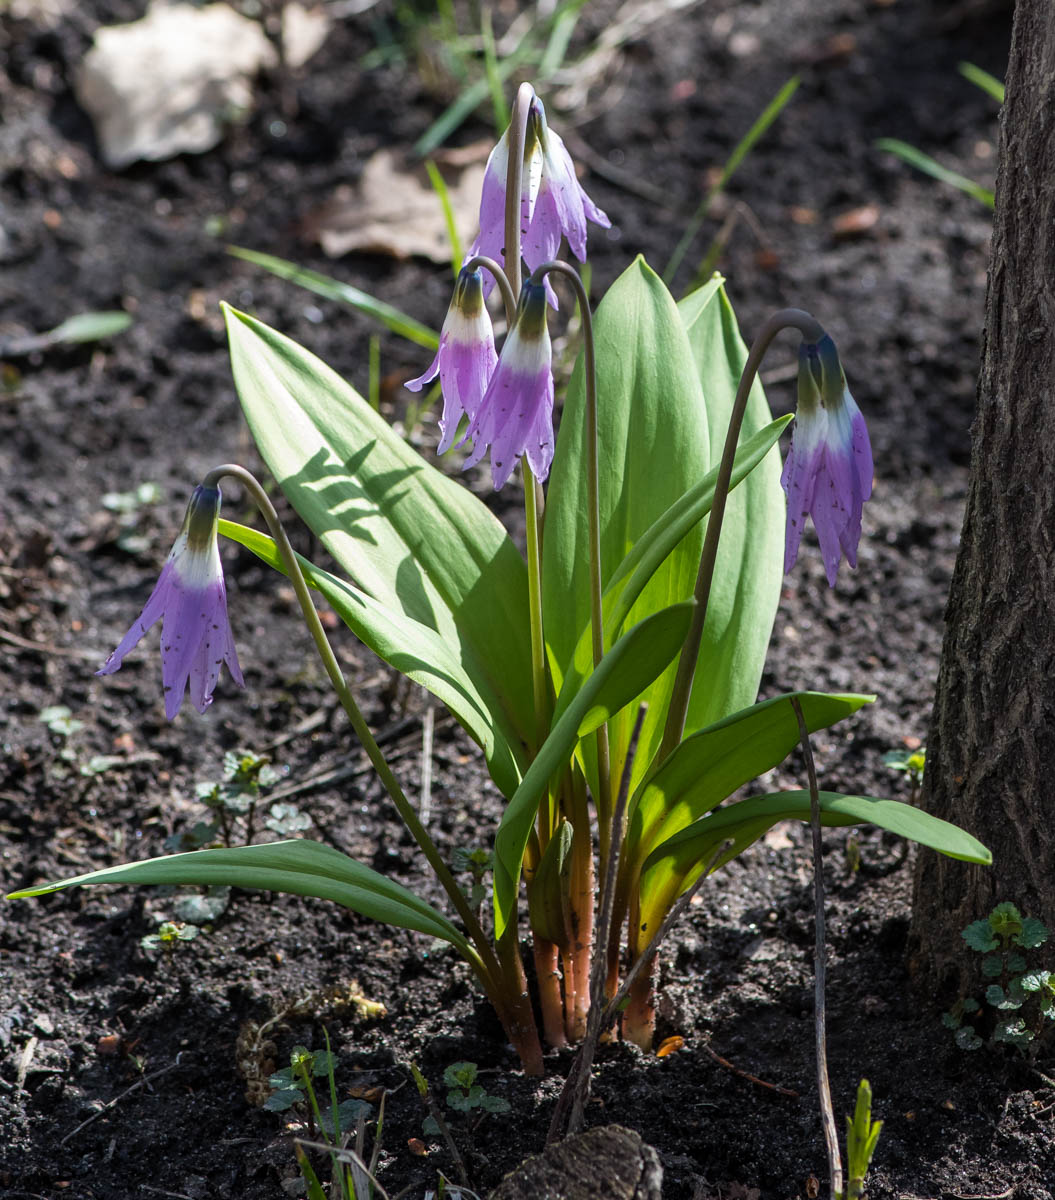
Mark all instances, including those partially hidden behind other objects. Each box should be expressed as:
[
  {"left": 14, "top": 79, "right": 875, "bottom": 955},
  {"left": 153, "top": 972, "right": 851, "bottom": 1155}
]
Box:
[{"left": 9, "top": 83, "right": 990, "bottom": 1075}]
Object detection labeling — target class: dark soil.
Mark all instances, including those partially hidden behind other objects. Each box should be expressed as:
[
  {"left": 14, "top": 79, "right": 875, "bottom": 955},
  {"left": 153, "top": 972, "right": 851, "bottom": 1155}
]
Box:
[{"left": 3, "top": 1, "right": 1052, "bottom": 1198}]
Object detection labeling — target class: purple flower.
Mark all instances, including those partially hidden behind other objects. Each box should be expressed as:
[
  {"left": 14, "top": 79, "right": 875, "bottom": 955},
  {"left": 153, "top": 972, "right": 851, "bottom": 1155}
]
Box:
[
  {"left": 463, "top": 281, "right": 554, "bottom": 490},
  {"left": 405, "top": 266, "right": 498, "bottom": 454},
  {"left": 97, "top": 485, "right": 244, "bottom": 718},
  {"left": 471, "top": 93, "right": 609, "bottom": 299},
  {"left": 781, "top": 334, "right": 874, "bottom": 587}
]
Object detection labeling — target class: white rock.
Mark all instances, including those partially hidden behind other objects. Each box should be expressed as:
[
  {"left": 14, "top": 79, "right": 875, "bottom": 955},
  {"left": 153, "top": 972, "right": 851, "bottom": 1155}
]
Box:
[
  {"left": 281, "top": 3, "right": 331, "bottom": 70},
  {"left": 74, "top": 2, "right": 277, "bottom": 170}
]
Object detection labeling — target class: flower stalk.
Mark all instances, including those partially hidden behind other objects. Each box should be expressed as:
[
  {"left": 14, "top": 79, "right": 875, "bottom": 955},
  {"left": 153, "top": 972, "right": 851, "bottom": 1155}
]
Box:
[
  {"left": 201, "top": 465, "right": 542, "bottom": 1073},
  {"left": 658, "top": 308, "right": 826, "bottom": 760}
]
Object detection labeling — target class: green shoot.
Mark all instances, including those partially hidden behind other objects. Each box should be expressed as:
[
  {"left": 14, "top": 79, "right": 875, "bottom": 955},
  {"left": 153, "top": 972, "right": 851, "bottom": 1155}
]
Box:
[
  {"left": 875, "top": 139, "right": 994, "bottom": 209},
  {"left": 958, "top": 61, "right": 1005, "bottom": 104},
  {"left": 837, "top": 1079, "right": 882, "bottom": 1200},
  {"left": 665, "top": 75, "right": 800, "bottom": 288},
  {"left": 425, "top": 158, "right": 464, "bottom": 275},
  {"left": 227, "top": 246, "right": 439, "bottom": 350},
  {"left": 480, "top": 7, "right": 509, "bottom": 134}
]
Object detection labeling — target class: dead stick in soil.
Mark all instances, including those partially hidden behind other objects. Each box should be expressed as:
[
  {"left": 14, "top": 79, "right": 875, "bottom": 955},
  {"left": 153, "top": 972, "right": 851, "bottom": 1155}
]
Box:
[
  {"left": 548, "top": 708, "right": 645, "bottom": 1143},
  {"left": 790, "top": 696, "right": 843, "bottom": 1199},
  {"left": 700, "top": 1040, "right": 799, "bottom": 1098},
  {"left": 60, "top": 1053, "right": 191, "bottom": 1145}
]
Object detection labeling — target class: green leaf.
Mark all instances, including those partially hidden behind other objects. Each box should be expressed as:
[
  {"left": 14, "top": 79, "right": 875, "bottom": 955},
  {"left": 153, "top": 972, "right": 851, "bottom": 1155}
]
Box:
[
  {"left": 550, "top": 414, "right": 792, "bottom": 736},
  {"left": 962, "top": 919, "right": 998, "bottom": 953},
  {"left": 1017, "top": 917, "right": 1049, "bottom": 949},
  {"left": 542, "top": 259, "right": 712, "bottom": 806},
  {"left": 226, "top": 247, "right": 439, "bottom": 349},
  {"left": 623, "top": 691, "right": 873, "bottom": 899},
  {"left": 221, "top": 306, "right": 535, "bottom": 796},
  {"left": 443, "top": 1062, "right": 477, "bottom": 1090},
  {"left": 676, "top": 281, "right": 786, "bottom": 740},
  {"left": 480, "top": 1094, "right": 511, "bottom": 1113},
  {"left": 219, "top": 519, "right": 526, "bottom": 797},
  {"left": 493, "top": 602, "right": 695, "bottom": 939},
  {"left": 981, "top": 954, "right": 1004, "bottom": 979},
  {"left": 265, "top": 1087, "right": 303, "bottom": 1112},
  {"left": 637, "top": 791, "right": 991, "bottom": 946},
  {"left": 7, "top": 840, "right": 475, "bottom": 960},
  {"left": 954, "top": 1026, "right": 983, "bottom": 1051},
  {"left": 319, "top": 1098, "right": 372, "bottom": 1137}
]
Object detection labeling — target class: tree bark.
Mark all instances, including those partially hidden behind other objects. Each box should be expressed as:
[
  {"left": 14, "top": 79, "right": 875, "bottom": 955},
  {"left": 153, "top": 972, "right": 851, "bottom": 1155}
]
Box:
[{"left": 909, "top": 0, "right": 1055, "bottom": 997}]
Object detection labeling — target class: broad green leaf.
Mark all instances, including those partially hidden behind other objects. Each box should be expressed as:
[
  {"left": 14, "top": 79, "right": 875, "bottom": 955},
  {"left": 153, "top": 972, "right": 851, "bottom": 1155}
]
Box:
[
  {"left": 223, "top": 305, "right": 534, "bottom": 786},
  {"left": 227, "top": 247, "right": 439, "bottom": 349},
  {"left": 7, "top": 840, "right": 476, "bottom": 959},
  {"left": 637, "top": 791, "right": 991, "bottom": 946},
  {"left": 551, "top": 415, "right": 791, "bottom": 732},
  {"left": 542, "top": 258, "right": 711, "bottom": 808},
  {"left": 493, "top": 602, "right": 695, "bottom": 938},
  {"left": 677, "top": 280, "right": 785, "bottom": 737},
  {"left": 625, "top": 691, "right": 873, "bottom": 881},
  {"left": 219, "top": 519, "right": 524, "bottom": 796}
]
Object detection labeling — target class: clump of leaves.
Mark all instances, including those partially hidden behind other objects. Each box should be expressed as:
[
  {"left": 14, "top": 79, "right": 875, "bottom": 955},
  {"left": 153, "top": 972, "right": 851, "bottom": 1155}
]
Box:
[
  {"left": 266, "top": 1044, "right": 372, "bottom": 1137},
  {"left": 139, "top": 919, "right": 199, "bottom": 956},
  {"left": 424, "top": 1061, "right": 510, "bottom": 1132},
  {"left": 165, "top": 748, "right": 299, "bottom": 850},
  {"left": 945, "top": 902, "right": 1053, "bottom": 1051}
]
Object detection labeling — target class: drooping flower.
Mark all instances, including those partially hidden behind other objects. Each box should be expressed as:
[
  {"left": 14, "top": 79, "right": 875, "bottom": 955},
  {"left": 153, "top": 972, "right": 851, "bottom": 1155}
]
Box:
[
  {"left": 405, "top": 266, "right": 498, "bottom": 453},
  {"left": 97, "top": 484, "right": 244, "bottom": 718},
  {"left": 781, "top": 334, "right": 874, "bottom": 587},
  {"left": 463, "top": 280, "right": 554, "bottom": 490},
  {"left": 470, "top": 92, "right": 610, "bottom": 298}
]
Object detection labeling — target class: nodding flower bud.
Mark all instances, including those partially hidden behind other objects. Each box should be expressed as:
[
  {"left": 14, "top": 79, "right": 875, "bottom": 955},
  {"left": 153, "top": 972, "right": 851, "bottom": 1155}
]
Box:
[
  {"left": 781, "top": 334, "right": 874, "bottom": 587},
  {"left": 97, "top": 484, "right": 244, "bottom": 718},
  {"left": 470, "top": 89, "right": 609, "bottom": 303},
  {"left": 405, "top": 265, "right": 498, "bottom": 455},
  {"left": 463, "top": 281, "right": 554, "bottom": 491}
]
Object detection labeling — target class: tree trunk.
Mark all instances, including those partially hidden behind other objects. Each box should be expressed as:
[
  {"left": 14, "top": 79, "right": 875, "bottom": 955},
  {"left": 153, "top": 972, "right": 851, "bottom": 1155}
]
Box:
[{"left": 909, "top": 0, "right": 1055, "bottom": 999}]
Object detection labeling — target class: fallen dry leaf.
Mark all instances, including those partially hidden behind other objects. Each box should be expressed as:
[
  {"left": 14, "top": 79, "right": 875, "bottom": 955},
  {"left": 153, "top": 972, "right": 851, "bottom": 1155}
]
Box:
[
  {"left": 831, "top": 204, "right": 880, "bottom": 238},
  {"left": 310, "top": 149, "right": 486, "bottom": 262}
]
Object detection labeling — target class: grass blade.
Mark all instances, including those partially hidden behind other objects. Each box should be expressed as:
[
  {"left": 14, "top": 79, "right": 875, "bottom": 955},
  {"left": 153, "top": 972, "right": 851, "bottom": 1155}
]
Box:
[
  {"left": 664, "top": 75, "right": 800, "bottom": 287},
  {"left": 958, "top": 61, "right": 1005, "bottom": 104},
  {"left": 875, "top": 138, "right": 995, "bottom": 209},
  {"left": 227, "top": 246, "right": 439, "bottom": 349}
]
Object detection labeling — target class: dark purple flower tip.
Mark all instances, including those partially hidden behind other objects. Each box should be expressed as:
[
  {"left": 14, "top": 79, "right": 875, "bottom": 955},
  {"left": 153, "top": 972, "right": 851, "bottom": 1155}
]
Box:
[
  {"left": 463, "top": 282, "right": 554, "bottom": 490},
  {"left": 405, "top": 267, "right": 498, "bottom": 455},
  {"left": 782, "top": 336, "right": 874, "bottom": 587},
  {"left": 97, "top": 484, "right": 244, "bottom": 718}
]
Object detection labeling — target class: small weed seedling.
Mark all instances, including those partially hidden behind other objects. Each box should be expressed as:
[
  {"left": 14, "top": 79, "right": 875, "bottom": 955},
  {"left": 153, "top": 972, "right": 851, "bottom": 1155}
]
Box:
[
  {"left": 165, "top": 748, "right": 299, "bottom": 851},
  {"left": 139, "top": 918, "right": 199, "bottom": 957},
  {"left": 882, "top": 745, "right": 925, "bottom": 803},
  {"left": 433, "top": 1061, "right": 510, "bottom": 1125},
  {"left": 944, "top": 902, "right": 1053, "bottom": 1051},
  {"left": 266, "top": 1038, "right": 382, "bottom": 1200}
]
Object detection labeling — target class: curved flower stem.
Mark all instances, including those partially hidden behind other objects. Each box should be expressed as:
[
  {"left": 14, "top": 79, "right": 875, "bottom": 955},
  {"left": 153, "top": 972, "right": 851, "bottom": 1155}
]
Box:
[
  {"left": 501, "top": 83, "right": 550, "bottom": 753},
  {"left": 657, "top": 307, "right": 825, "bottom": 761},
  {"left": 201, "top": 465, "right": 501, "bottom": 985},
  {"left": 532, "top": 260, "right": 613, "bottom": 861},
  {"left": 463, "top": 254, "right": 517, "bottom": 328}
]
